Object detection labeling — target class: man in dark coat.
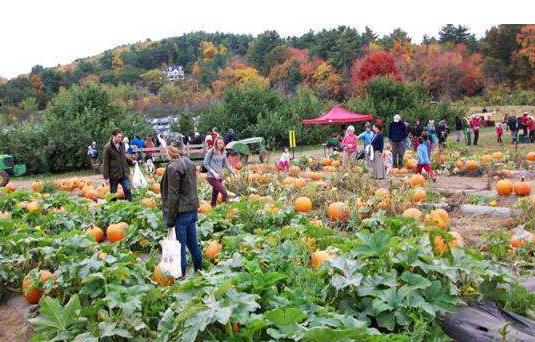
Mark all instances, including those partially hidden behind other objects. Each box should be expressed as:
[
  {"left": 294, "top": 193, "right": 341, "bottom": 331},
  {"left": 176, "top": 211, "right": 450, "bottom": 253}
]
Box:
[
  {"left": 102, "top": 128, "right": 134, "bottom": 201},
  {"left": 508, "top": 115, "right": 518, "bottom": 143},
  {"left": 454, "top": 116, "right": 463, "bottom": 142},
  {"left": 388, "top": 114, "right": 409, "bottom": 168}
]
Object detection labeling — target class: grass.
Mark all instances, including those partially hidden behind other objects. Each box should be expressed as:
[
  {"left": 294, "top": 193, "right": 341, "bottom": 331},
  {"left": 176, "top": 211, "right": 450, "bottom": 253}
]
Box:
[{"left": 14, "top": 170, "right": 97, "bottom": 182}]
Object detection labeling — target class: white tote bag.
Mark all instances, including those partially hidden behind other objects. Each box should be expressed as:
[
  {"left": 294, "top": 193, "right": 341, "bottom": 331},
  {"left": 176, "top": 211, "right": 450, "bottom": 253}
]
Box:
[
  {"left": 132, "top": 163, "right": 148, "bottom": 188},
  {"left": 158, "top": 228, "right": 182, "bottom": 278}
]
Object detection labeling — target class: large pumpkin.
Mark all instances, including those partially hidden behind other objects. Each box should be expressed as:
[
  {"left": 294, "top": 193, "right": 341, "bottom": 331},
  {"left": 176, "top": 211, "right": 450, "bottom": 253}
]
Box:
[
  {"left": 310, "top": 250, "right": 333, "bottom": 269},
  {"left": 526, "top": 152, "right": 535, "bottom": 162},
  {"left": 283, "top": 177, "right": 296, "bottom": 186},
  {"left": 31, "top": 181, "right": 44, "bottom": 192},
  {"left": 22, "top": 270, "right": 56, "bottom": 304},
  {"left": 86, "top": 226, "right": 105, "bottom": 243},
  {"left": 204, "top": 241, "right": 222, "bottom": 259},
  {"left": 156, "top": 167, "right": 166, "bottom": 176},
  {"left": 152, "top": 265, "right": 174, "bottom": 286},
  {"left": 327, "top": 202, "right": 349, "bottom": 221},
  {"left": 294, "top": 196, "right": 313, "bottom": 213},
  {"left": 151, "top": 183, "right": 161, "bottom": 194},
  {"left": 107, "top": 223, "right": 127, "bottom": 242},
  {"left": 402, "top": 208, "right": 422, "bottom": 221},
  {"left": 514, "top": 178, "right": 532, "bottom": 197},
  {"left": 409, "top": 174, "right": 426, "bottom": 187},
  {"left": 412, "top": 188, "right": 426, "bottom": 202},
  {"left": 496, "top": 179, "right": 513, "bottom": 196}
]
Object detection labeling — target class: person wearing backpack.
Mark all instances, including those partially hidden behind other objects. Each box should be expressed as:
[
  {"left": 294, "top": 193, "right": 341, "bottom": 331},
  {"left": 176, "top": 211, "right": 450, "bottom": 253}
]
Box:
[
  {"left": 203, "top": 137, "right": 235, "bottom": 207},
  {"left": 160, "top": 142, "right": 202, "bottom": 277}
]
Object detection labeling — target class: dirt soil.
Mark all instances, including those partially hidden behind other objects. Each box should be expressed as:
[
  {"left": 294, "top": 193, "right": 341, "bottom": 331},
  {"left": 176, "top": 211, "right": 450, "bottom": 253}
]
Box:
[{"left": 0, "top": 294, "right": 33, "bottom": 342}]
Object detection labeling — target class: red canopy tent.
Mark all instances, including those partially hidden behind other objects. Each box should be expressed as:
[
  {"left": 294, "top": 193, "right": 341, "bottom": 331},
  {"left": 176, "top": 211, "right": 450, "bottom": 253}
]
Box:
[{"left": 302, "top": 106, "right": 373, "bottom": 125}]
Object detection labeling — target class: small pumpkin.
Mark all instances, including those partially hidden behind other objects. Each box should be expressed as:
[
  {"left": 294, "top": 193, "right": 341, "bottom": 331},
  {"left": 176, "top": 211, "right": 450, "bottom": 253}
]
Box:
[
  {"left": 402, "top": 208, "right": 422, "bottom": 221},
  {"left": 465, "top": 160, "right": 478, "bottom": 171},
  {"left": 409, "top": 174, "right": 426, "bottom": 187},
  {"left": 5, "top": 182, "right": 16, "bottom": 192},
  {"left": 480, "top": 154, "right": 492, "bottom": 166},
  {"left": 204, "top": 240, "right": 222, "bottom": 259},
  {"left": 327, "top": 202, "right": 349, "bottom": 221},
  {"left": 310, "top": 250, "right": 333, "bottom": 269},
  {"left": 107, "top": 223, "right": 127, "bottom": 242},
  {"left": 526, "top": 152, "right": 535, "bottom": 162},
  {"left": 496, "top": 179, "right": 513, "bottom": 196},
  {"left": 289, "top": 165, "right": 301, "bottom": 177},
  {"left": 156, "top": 167, "right": 166, "bottom": 176},
  {"left": 492, "top": 151, "right": 503, "bottom": 161},
  {"left": 22, "top": 270, "right": 56, "bottom": 304},
  {"left": 152, "top": 265, "right": 174, "bottom": 286},
  {"left": 294, "top": 196, "right": 313, "bottom": 213},
  {"left": 86, "top": 226, "right": 105, "bottom": 243},
  {"left": 514, "top": 178, "right": 532, "bottom": 197},
  {"left": 31, "top": 181, "right": 44, "bottom": 192},
  {"left": 151, "top": 183, "right": 161, "bottom": 194},
  {"left": 412, "top": 188, "right": 426, "bottom": 202},
  {"left": 198, "top": 201, "right": 212, "bottom": 214}
]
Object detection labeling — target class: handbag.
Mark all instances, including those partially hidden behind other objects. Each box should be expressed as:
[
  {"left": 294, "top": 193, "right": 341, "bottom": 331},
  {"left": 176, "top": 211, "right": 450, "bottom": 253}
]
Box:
[{"left": 158, "top": 228, "right": 182, "bottom": 278}]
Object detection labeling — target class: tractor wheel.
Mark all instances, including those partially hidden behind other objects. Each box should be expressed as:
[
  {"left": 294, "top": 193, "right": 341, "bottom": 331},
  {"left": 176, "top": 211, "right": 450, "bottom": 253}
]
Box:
[
  {"left": 0, "top": 171, "right": 10, "bottom": 187},
  {"left": 259, "top": 150, "right": 269, "bottom": 163}
]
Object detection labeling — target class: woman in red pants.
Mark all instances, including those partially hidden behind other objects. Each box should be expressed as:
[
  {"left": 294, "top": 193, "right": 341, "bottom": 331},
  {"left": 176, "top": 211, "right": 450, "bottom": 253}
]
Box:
[{"left": 203, "top": 137, "right": 235, "bottom": 207}]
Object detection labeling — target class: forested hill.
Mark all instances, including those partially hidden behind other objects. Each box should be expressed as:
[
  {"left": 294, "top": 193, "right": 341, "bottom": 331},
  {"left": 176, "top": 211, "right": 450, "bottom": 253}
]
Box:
[{"left": 1, "top": 24, "right": 535, "bottom": 123}]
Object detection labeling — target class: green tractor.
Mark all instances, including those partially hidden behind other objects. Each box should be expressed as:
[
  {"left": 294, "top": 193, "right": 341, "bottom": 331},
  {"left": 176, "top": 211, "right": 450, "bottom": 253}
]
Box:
[
  {"left": 225, "top": 137, "right": 269, "bottom": 163},
  {"left": 0, "top": 155, "right": 27, "bottom": 186}
]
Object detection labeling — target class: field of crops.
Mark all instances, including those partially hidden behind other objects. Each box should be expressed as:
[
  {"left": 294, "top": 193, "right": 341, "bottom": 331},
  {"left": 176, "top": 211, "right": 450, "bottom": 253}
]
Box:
[{"left": 2, "top": 146, "right": 535, "bottom": 341}]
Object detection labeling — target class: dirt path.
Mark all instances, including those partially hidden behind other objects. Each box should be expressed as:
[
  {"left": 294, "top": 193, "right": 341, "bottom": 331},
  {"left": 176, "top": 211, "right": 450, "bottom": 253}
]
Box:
[{"left": 0, "top": 294, "right": 33, "bottom": 342}]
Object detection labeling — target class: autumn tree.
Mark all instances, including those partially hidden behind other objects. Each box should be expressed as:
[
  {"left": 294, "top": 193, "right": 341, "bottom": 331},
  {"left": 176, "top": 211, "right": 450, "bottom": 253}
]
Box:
[
  {"left": 351, "top": 51, "right": 402, "bottom": 87},
  {"left": 247, "top": 30, "right": 284, "bottom": 74}
]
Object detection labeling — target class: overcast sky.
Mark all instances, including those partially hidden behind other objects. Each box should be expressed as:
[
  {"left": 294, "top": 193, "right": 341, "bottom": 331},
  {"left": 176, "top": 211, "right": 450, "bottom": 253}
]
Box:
[{"left": 1, "top": 0, "right": 533, "bottom": 79}]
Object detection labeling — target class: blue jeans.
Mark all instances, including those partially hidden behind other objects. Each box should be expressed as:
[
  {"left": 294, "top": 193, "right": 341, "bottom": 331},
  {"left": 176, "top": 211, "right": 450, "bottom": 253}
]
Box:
[
  {"left": 175, "top": 211, "right": 203, "bottom": 275},
  {"left": 110, "top": 176, "right": 132, "bottom": 201}
]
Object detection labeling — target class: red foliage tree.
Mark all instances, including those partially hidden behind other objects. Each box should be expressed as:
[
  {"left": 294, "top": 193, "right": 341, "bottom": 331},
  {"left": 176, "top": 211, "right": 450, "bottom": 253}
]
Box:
[{"left": 351, "top": 51, "right": 402, "bottom": 86}]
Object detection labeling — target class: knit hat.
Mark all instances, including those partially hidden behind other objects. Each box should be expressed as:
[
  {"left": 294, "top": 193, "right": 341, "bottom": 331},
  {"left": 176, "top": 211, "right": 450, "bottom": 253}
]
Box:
[{"left": 393, "top": 114, "right": 401, "bottom": 122}]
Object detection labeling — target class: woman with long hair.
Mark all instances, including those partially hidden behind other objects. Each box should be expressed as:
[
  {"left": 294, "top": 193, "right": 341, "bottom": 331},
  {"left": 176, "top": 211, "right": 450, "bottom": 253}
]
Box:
[{"left": 203, "top": 137, "right": 235, "bottom": 207}]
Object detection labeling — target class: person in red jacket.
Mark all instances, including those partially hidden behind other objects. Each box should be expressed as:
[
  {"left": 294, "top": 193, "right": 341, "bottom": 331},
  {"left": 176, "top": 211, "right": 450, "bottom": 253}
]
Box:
[
  {"left": 528, "top": 116, "right": 535, "bottom": 143},
  {"left": 470, "top": 116, "right": 481, "bottom": 146},
  {"left": 496, "top": 123, "right": 503, "bottom": 144},
  {"left": 521, "top": 113, "right": 529, "bottom": 138}
]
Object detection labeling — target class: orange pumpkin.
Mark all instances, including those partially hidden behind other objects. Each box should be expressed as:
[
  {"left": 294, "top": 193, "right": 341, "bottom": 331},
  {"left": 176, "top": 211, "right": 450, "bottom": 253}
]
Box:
[
  {"left": 152, "top": 265, "right": 174, "bottom": 286},
  {"left": 294, "top": 196, "right": 313, "bottom": 213},
  {"left": 310, "top": 250, "right": 333, "bottom": 268},
  {"left": 514, "top": 178, "right": 532, "bottom": 197},
  {"left": 496, "top": 179, "right": 513, "bottom": 196},
  {"left": 308, "top": 172, "right": 322, "bottom": 181},
  {"left": 331, "top": 160, "right": 341, "bottom": 167},
  {"left": 327, "top": 202, "right": 349, "bottom": 221},
  {"left": 283, "top": 177, "right": 296, "bottom": 186},
  {"left": 141, "top": 197, "right": 156, "bottom": 208},
  {"left": 454, "top": 160, "right": 464, "bottom": 169},
  {"left": 86, "top": 226, "right": 105, "bottom": 243},
  {"left": 293, "top": 178, "right": 306, "bottom": 189},
  {"left": 22, "top": 270, "right": 56, "bottom": 304},
  {"left": 5, "top": 182, "right": 16, "bottom": 192},
  {"left": 322, "top": 158, "right": 332, "bottom": 166},
  {"left": 404, "top": 158, "right": 417, "bottom": 170},
  {"left": 107, "top": 223, "right": 127, "bottom": 242},
  {"left": 151, "top": 183, "right": 161, "bottom": 194},
  {"left": 31, "top": 181, "right": 44, "bottom": 192},
  {"left": 409, "top": 174, "right": 426, "bottom": 187},
  {"left": 156, "top": 167, "right": 166, "bottom": 176},
  {"left": 492, "top": 151, "right": 503, "bottom": 161},
  {"left": 390, "top": 168, "right": 400, "bottom": 175},
  {"left": 480, "top": 154, "right": 492, "bottom": 166},
  {"left": 526, "top": 152, "right": 535, "bottom": 162},
  {"left": 198, "top": 201, "right": 213, "bottom": 214},
  {"left": 412, "top": 188, "right": 426, "bottom": 202},
  {"left": 204, "top": 241, "right": 222, "bottom": 259},
  {"left": 402, "top": 208, "right": 422, "bottom": 220},
  {"left": 289, "top": 165, "right": 301, "bottom": 177},
  {"left": 465, "top": 160, "right": 478, "bottom": 171}
]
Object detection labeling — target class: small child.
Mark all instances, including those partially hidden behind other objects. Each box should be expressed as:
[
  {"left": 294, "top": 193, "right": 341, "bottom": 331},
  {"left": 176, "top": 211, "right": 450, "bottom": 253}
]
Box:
[
  {"left": 145, "top": 156, "right": 155, "bottom": 176},
  {"left": 421, "top": 131, "right": 432, "bottom": 160},
  {"left": 383, "top": 143, "right": 393, "bottom": 175},
  {"left": 277, "top": 147, "right": 291, "bottom": 171},
  {"left": 416, "top": 137, "right": 436, "bottom": 181},
  {"left": 496, "top": 122, "right": 503, "bottom": 144}
]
